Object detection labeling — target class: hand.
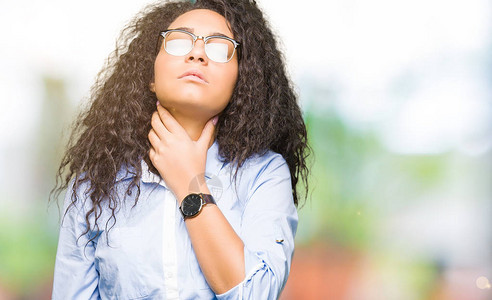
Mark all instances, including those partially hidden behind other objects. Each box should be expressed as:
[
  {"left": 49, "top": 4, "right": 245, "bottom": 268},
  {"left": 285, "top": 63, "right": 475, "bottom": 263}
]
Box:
[{"left": 148, "top": 103, "right": 217, "bottom": 202}]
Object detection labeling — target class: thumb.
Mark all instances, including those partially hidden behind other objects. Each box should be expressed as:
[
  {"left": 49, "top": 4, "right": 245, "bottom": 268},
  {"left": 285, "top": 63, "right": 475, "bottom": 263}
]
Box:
[{"left": 198, "top": 116, "right": 218, "bottom": 147}]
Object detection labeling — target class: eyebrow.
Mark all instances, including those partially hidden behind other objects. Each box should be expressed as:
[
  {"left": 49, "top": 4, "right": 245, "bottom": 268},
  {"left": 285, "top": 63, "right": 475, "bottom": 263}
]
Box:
[{"left": 172, "top": 27, "right": 232, "bottom": 39}]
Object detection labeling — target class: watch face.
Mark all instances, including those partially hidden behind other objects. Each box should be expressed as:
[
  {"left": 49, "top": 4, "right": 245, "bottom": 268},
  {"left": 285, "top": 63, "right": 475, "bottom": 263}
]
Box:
[{"left": 181, "top": 194, "right": 202, "bottom": 217}]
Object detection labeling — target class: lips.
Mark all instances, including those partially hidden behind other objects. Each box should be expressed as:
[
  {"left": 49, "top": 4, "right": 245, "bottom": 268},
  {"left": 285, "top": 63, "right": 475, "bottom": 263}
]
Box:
[{"left": 178, "top": 69, "right": 208, "bottom": 84}]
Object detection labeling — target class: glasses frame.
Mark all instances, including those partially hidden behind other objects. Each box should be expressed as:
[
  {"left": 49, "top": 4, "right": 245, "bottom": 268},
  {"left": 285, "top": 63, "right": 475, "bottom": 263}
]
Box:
[{"left": 159, "top": 29, "right": 240, "bottom": 63}]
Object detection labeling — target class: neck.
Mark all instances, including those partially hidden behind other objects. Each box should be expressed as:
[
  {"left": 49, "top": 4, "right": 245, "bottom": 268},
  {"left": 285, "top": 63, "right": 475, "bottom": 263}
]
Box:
[{"left": 169, "top": 111, "right": 216, "bottom": 148}]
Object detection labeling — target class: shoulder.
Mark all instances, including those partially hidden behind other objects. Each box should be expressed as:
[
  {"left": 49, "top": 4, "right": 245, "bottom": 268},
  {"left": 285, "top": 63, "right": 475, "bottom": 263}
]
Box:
[
  {"left": 240, "top": 150, "right": 291, "bottom": 180},
  {"left": 63, "top": 169, "right": 134, "bottom": 214},
  {"left": 227, "top": 150, "right": 292, "bottom": 202},
  {"left": 63, "top": 175, "right": 92, "bottom": 211}
]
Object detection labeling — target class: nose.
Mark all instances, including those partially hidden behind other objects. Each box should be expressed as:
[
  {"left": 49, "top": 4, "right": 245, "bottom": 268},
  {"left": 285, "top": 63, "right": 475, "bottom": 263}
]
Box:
[{"left": 186, "top": 37, "right": 208, "bottom": 63}]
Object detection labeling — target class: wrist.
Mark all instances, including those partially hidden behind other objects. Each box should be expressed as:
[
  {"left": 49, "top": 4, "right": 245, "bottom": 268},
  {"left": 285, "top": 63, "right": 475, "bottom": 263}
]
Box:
[
  {"left": 170, "top": 172, "right": 207, "bottom": 203},
  {"left": 175, "top": 185, "right": 211, "bottom": 205}
]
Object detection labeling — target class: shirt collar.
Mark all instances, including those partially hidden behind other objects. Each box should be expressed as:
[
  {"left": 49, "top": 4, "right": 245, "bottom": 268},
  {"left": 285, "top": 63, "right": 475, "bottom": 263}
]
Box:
[{"left": 140, "top": 159, "right": 166, "bottom": 187}]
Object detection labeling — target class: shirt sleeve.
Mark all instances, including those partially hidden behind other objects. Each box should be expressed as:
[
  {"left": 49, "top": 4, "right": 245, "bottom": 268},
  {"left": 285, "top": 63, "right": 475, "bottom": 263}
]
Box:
[
  {"left": 52, "top": 178, "right": 100, "bottom": 300},
  {"left": 216, "top": 154, "right": 298, "bottom": 300}
]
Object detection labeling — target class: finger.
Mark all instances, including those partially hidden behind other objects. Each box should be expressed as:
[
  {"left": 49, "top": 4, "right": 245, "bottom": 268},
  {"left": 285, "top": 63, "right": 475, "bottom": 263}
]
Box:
[
  {"left": 151, "top": 111, "right": 171, "bottom": 140},
  {"left": 156, "top": 104, "right": 188, "bottom": 136},
  {"left": 149, "top": 147, "right": 156, "bottom": 160},
  {"left": 197, "top": 116, "right": 217, "bottom": 148},
  {"left": 148, "top": 128, "right": 162, "bottom": 149}
]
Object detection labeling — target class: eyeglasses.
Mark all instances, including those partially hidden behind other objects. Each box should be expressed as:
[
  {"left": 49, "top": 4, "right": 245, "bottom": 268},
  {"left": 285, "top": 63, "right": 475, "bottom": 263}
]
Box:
[{"left": 159, "top": 29, "right": 240, "bottom": 63}]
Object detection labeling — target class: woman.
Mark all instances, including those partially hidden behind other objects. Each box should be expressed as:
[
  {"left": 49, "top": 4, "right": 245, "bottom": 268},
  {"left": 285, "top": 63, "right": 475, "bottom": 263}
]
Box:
[{"left": 51, "top": 0, "right": 309, "bottom": 299}]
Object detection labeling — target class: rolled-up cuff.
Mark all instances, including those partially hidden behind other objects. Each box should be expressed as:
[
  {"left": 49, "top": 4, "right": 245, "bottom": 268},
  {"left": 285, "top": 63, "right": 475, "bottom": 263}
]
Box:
[{"left": 215, "top": 246, "right": 268, "bottom": 299}]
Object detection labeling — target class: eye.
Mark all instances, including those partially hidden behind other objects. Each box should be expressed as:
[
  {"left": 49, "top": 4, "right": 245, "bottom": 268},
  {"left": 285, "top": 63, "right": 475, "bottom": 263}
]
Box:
[
  {"left": 205, "top": 37, "right": 236, "bottom": 63},
  {"left": 164, "top": 31, "right": 193, "bottom": 56}
]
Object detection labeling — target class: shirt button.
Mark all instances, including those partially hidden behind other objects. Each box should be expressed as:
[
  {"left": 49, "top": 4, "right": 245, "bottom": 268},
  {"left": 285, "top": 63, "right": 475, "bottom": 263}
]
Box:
[{"left": 166, "top": 272, "right": 174, "bottom": 279}]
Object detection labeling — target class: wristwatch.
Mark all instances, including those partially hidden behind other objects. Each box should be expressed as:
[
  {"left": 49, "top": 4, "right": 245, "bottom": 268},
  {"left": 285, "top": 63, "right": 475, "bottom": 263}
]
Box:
[{"left": 179, "top": 193, "right": 216, "bottom": 219}]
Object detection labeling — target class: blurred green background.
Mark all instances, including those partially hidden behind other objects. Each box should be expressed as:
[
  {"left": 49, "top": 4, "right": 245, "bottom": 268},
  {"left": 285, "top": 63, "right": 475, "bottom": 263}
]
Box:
[{"left": 0, "top": 0, "right": 491, "bottom": 299}]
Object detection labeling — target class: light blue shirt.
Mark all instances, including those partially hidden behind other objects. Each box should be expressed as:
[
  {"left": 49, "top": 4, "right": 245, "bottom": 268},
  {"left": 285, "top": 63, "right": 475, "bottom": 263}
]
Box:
[{"left": 52, "top": 141, "right": 298, "bottom": 299}]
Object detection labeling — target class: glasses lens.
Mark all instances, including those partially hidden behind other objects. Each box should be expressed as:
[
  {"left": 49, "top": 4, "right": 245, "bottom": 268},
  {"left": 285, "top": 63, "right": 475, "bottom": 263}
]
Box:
[
  {"left": 205, "top": 37, "right": 235, "bottom": 63},
  {"left": 164, "top": 31, "right": 193, "bottom": 56}
]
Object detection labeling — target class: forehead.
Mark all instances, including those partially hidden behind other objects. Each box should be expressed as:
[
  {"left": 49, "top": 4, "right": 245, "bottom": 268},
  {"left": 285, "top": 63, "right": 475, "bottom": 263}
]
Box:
[{"left": 168, "top": 9, "right": 233, "bottom": 37}]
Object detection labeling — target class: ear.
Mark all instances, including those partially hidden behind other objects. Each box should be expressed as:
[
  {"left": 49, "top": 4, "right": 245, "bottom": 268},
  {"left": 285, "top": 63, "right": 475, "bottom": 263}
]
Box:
[{"left": 149, "top": 82, "right": 155, "bottom": 93}]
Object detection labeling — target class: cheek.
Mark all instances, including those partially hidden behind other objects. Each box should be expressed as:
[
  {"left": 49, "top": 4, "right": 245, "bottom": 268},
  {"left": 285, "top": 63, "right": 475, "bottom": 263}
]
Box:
[
  {"left": 154, "top": 55, "right": 170, "bottom": 82},
  {"left": 153, "top": 55, "right": 175, "bottom": 99},
  {"left": 211, "top": 69, "right": 238, "bottom": 110},
  {"left": 220, "top": 73, "right": 238, "bottom": 111},
  {"left": 222, "top": 65, "right": 239, "bottom": 95}
]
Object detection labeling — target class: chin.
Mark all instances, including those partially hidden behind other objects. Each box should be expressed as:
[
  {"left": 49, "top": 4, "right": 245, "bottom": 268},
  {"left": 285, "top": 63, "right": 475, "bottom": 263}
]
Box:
[{"left": 158, "top": 89, "right": 229, "bottom": 117}]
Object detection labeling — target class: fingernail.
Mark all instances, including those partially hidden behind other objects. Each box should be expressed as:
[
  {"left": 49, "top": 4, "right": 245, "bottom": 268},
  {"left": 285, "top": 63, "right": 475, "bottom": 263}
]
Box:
[
  {"left": 212, "top": 116, "right": 218, "bottom": 125},
  {"left": 156, "top": 101, "right": 160, "bottom": 106}
]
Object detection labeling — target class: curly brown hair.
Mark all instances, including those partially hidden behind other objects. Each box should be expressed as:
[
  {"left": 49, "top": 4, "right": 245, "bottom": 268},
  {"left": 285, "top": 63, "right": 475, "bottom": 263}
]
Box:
[{"left": 51, "top": 0, "right": 310, "bottom": 239}]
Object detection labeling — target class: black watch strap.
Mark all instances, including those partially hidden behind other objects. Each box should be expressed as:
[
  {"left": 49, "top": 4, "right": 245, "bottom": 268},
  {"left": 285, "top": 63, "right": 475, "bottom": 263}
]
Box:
[{"left": 200, "top": 193, "right": 216, "bottom": 206}]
